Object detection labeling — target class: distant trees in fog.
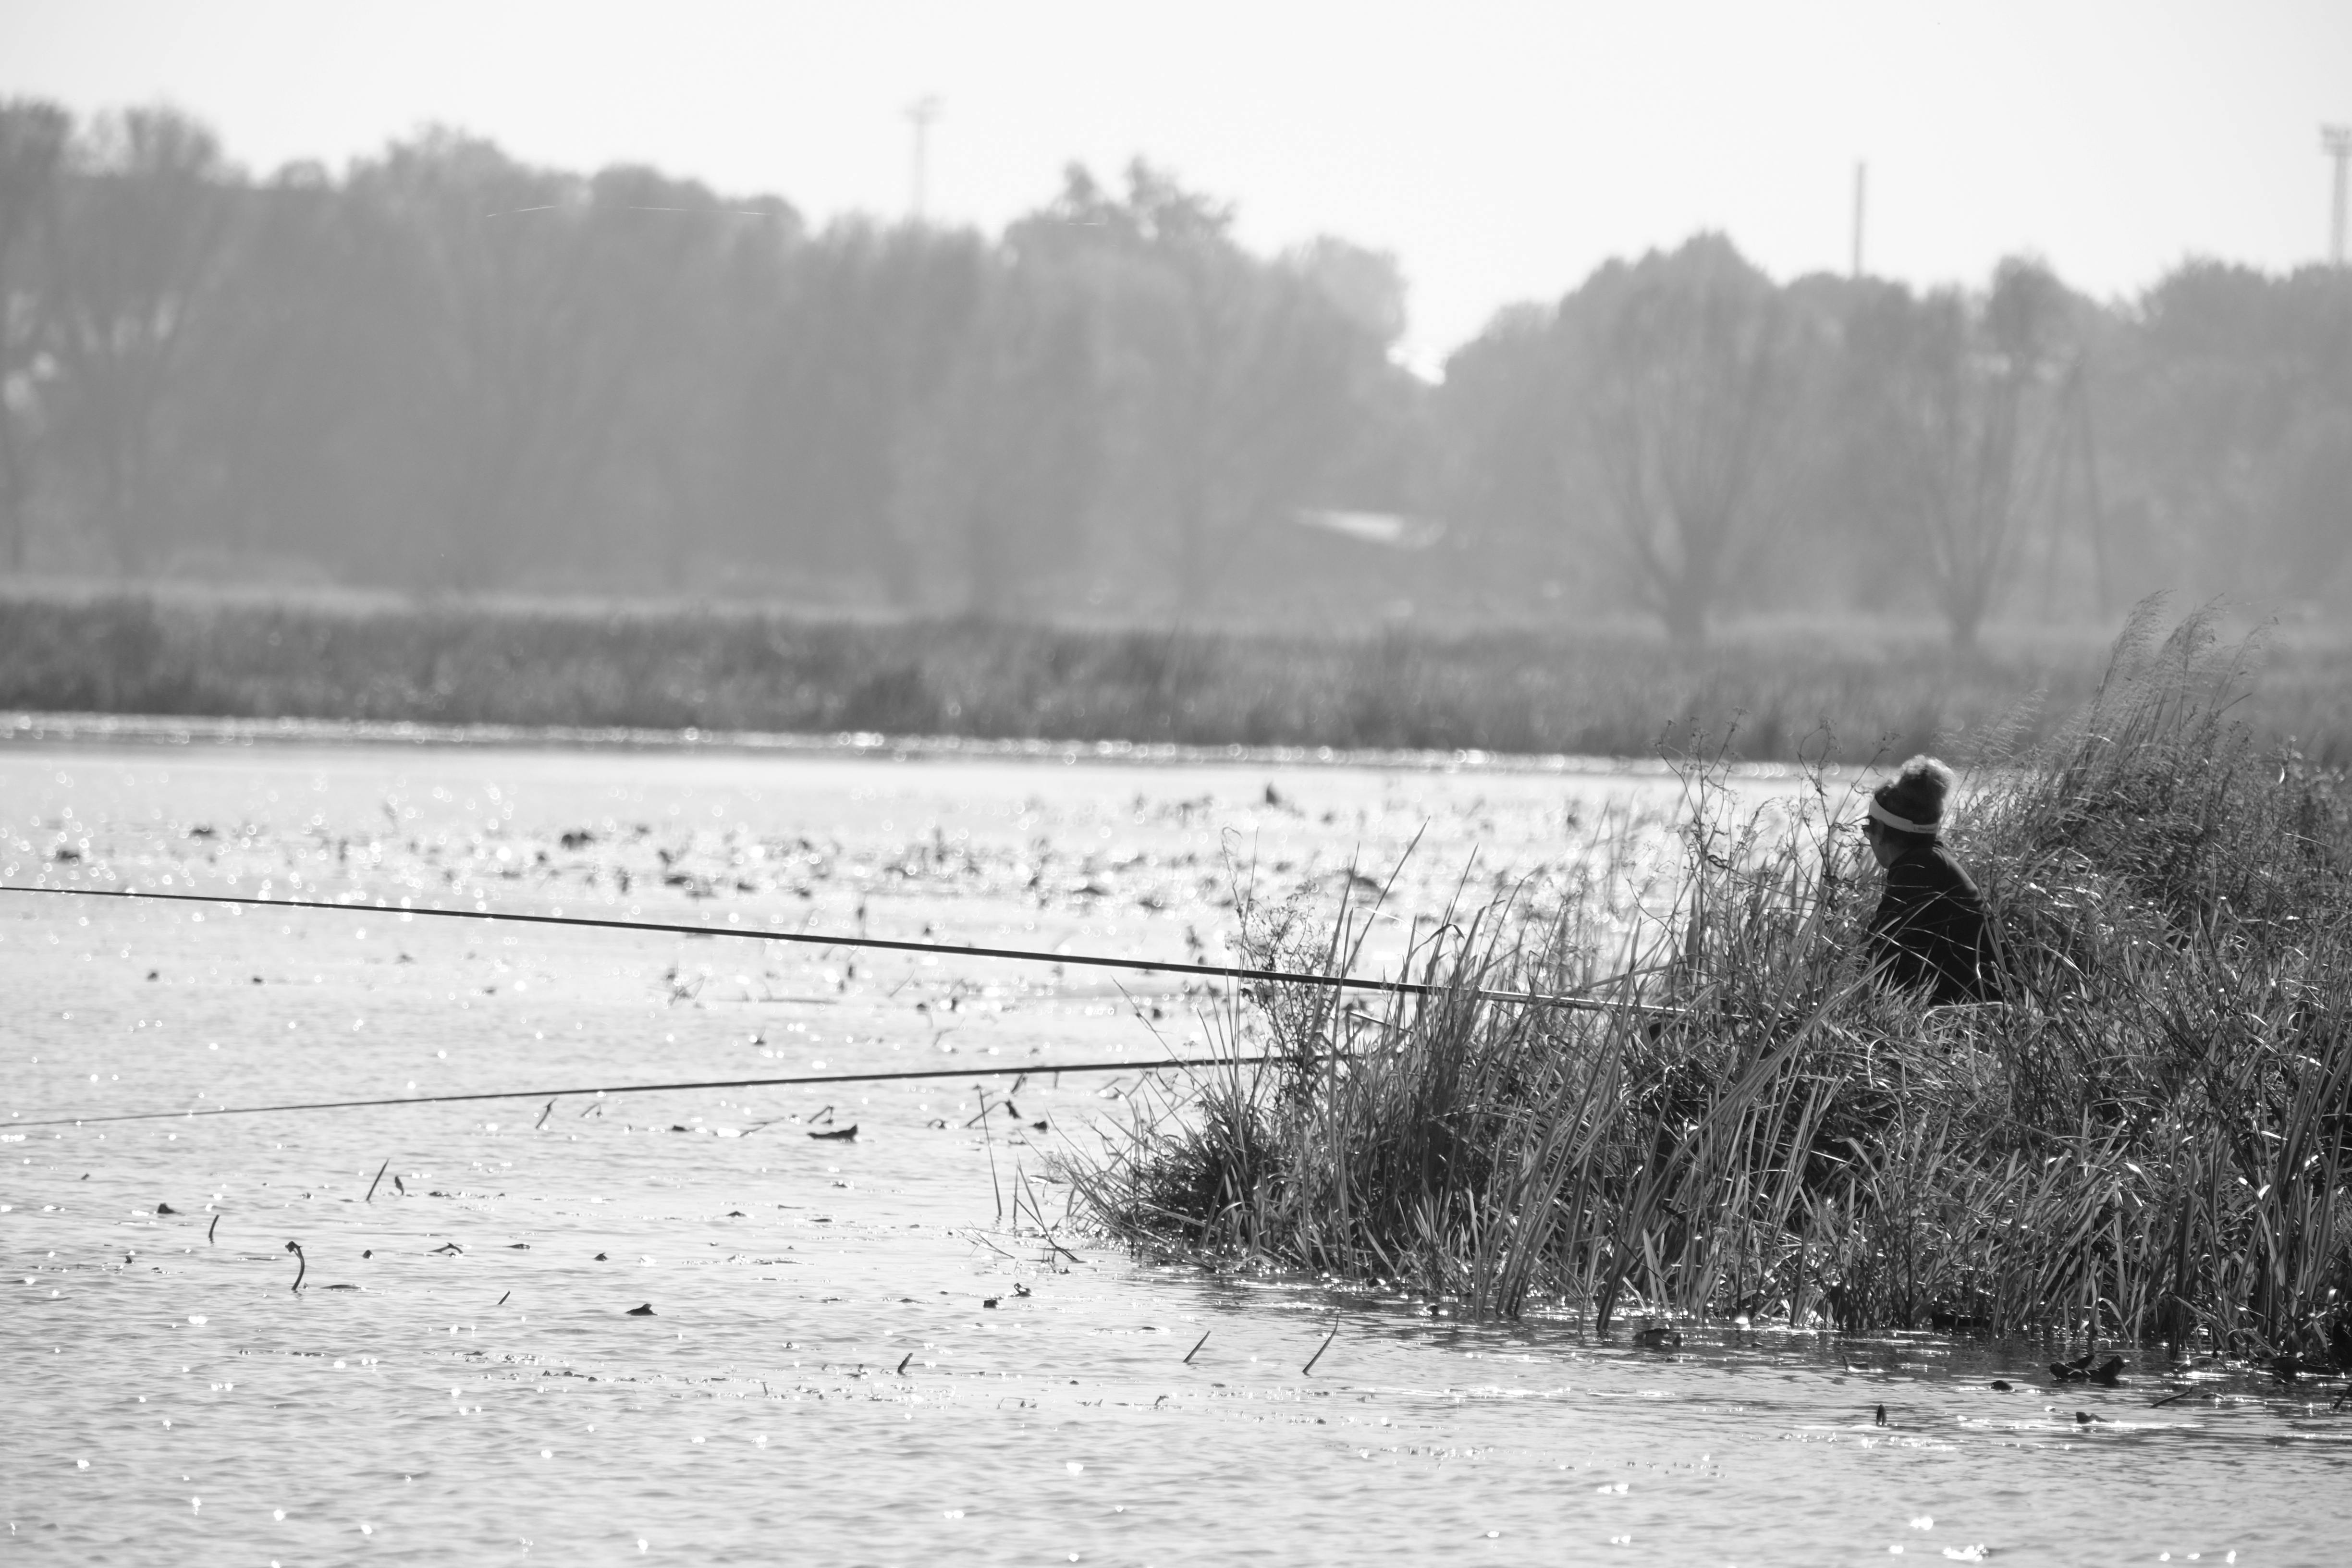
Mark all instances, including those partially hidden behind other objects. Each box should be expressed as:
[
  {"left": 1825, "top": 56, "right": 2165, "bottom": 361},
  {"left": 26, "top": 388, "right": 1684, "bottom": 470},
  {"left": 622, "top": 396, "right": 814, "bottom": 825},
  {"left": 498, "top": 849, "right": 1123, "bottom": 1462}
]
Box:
[
  {"left": 1579, "top": 236, "right": 1789, "bottom": 645},
  {"left": 1446, "top": 240, "right": 2350, "bottom": 643},
  {"left": 0, "top": 100, "right": 71, "bottom": 569},
  {"left": 0, "top": 98, "right": 2347, "bottom": 642},
  {"left": 1850, "top": 258, "right": 2081, "bottom": 649}
]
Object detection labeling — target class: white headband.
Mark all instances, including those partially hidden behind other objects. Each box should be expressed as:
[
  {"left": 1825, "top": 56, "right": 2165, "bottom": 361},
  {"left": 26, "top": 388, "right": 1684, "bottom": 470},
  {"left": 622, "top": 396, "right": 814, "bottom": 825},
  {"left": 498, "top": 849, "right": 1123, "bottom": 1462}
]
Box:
[{"left": 1867, "top": 797, "right": 1937, "bottom": 835}]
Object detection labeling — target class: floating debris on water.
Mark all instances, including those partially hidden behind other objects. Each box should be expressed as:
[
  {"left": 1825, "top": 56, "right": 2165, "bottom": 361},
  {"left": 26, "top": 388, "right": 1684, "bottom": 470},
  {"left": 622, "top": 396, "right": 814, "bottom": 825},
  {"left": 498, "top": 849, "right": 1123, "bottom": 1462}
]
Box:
[{"left": 10, "top": 729, "right": 2348, "bottom": 1563}]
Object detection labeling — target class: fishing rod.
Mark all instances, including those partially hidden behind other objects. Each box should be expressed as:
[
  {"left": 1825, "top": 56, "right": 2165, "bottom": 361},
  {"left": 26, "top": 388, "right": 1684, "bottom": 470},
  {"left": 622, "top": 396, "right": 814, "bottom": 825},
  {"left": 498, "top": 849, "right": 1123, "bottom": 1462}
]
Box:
[
  {"left": 10, "top": 1053, "right": 1281, "bottom": 1129},
  {"left": 2, "top": 883, "right": 1671, "bottom": 1017}
]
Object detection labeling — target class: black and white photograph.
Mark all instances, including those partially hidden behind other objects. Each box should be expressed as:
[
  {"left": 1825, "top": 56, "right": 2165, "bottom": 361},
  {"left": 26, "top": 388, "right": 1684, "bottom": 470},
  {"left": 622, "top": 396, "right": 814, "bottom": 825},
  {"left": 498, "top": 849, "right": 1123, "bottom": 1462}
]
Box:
[{"left": 4, "top": 3, "right": 2351, "bottom": 1561}]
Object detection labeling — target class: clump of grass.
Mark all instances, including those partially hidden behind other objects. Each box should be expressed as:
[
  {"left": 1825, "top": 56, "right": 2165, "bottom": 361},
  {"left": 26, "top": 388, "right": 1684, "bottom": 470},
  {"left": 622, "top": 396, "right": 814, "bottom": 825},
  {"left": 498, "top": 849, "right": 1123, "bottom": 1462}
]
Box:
[{"left": 1070, "top": 602, "right": 2352, "bottom": 1359}]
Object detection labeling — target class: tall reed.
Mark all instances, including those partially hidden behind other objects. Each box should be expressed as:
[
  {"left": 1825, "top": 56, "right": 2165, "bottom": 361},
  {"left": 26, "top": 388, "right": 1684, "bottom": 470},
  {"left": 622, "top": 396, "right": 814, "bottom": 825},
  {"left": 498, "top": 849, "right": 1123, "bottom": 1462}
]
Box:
[{"left": 1070, "top": 603, "right": 2352, "bottom": 1358}]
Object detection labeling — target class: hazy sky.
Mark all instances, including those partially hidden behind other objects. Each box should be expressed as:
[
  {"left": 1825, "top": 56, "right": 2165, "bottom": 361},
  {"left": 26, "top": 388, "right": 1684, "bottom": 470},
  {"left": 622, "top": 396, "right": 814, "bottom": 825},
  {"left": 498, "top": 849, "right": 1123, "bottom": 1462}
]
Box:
[{"left": 8, "top": 1, "right": 2348, "bottom": 366}]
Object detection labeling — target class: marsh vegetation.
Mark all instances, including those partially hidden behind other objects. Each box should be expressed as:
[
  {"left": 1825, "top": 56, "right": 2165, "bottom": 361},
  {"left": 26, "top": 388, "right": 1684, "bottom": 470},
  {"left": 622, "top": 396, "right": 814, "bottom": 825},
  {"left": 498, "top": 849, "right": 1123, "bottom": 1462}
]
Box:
[
  {"left": 1075, "top": 607, "right": 2352, "bottom": 1362},
  {"left": 10, "top": 588, "right": 2352, "bottom": 764}
]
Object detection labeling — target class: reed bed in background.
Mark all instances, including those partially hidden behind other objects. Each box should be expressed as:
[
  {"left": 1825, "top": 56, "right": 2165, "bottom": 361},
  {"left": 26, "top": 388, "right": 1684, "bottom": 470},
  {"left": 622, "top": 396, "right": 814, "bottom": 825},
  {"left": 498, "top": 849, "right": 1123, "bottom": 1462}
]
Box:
[
  {"left": 1070, "top": 604, "right": 2352, "bottom": 1359},
  {"left": 6, "top": 588, "right": 2352, "bottom": 762}
]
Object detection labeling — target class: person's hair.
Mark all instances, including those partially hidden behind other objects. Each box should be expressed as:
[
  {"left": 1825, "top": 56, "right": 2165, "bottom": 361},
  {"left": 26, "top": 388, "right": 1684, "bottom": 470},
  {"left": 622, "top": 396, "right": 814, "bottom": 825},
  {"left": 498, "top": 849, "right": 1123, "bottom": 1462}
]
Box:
[{"left": 1868, "top": 755, "right": 1952, "bottom": 840}]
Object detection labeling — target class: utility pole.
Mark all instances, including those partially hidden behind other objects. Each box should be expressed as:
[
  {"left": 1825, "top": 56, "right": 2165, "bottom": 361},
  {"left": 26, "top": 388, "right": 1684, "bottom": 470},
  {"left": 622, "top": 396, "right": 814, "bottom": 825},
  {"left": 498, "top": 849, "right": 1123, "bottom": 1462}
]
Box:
[
  {"left": 906, "top": 95, "right": 942, "bottom": 223},
  {"left": 2326, "top": 126, "right": 2352, "bottom": 266},
  {"left": 1850, "top": 161, "right": 1867, "bottom": 279}
]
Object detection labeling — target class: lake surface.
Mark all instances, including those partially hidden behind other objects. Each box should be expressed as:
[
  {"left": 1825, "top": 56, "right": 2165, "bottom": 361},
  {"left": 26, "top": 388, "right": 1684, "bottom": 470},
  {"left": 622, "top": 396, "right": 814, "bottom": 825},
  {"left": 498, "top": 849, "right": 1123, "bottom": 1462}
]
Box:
[{"left": 4, "top": 735, "right": 2346, "bottom": 1566}]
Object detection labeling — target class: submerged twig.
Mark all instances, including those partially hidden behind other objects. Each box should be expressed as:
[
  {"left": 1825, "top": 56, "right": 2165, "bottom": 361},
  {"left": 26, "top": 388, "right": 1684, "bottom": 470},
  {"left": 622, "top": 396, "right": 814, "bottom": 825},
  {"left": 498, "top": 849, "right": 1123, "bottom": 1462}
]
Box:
[
  {"left": 962, "top": 1227, "right": 1019, "bottom": 1262},
  {"left": 1302, "top": 1320, "right": 1338, "bottom": 1376}
]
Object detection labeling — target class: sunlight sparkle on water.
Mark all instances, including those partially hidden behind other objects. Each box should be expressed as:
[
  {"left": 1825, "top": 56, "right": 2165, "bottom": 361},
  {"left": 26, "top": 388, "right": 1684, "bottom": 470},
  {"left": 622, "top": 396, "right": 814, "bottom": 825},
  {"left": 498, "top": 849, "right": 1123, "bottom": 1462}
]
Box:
[{"left": 2, "top": 743, "right": 2344, "bottom": 1564}]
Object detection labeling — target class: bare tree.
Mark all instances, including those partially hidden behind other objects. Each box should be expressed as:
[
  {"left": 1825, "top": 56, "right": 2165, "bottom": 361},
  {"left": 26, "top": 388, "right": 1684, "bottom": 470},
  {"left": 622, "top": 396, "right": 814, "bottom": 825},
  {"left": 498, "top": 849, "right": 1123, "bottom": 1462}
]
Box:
[
  {"left": 1886, "top": 259, "right": 2069, "bottom": 649},
  {"left": 1582, "top": 236, "right": 1787, "bottom": 645},
  {"left": 903, "top": 248, "right": 1100, "bottom": 614},
  {"left": 42, "top": 108, "right": 233, "bottom": 574},
  {"left": 351, "top": 135, "right": 739, "bottom": 588},
  {"left": 0, "top": 99, "right": 69, "bottom": 569},
  {"left": 739, "top": 218, "right": 984, "bottom": 604},
  {"left": 1029, "top": 163, "right": 1373, "bottom": 614}
]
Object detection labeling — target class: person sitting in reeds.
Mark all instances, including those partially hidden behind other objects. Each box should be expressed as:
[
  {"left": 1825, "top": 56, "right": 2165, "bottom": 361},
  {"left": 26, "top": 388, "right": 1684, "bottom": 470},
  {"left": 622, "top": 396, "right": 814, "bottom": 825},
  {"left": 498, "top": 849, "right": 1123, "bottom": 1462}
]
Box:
[{"left": 1860, "top": 756, "right": 1995, "bottom": 1005}]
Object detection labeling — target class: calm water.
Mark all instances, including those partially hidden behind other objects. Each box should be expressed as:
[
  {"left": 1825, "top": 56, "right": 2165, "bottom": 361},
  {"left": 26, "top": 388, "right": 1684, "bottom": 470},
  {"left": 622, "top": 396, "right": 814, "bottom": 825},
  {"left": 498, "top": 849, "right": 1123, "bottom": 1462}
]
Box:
[{"left": 3, "top": 737, "right": 2345, "bottom": 1566}]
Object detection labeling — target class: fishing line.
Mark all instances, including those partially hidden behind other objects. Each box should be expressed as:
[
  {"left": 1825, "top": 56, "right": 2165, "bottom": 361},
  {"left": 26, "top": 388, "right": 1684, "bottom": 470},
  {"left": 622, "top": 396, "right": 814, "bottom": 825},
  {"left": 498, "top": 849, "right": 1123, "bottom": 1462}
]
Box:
[
  {"left": 12, "top": 1053, "right": 1281, "bottom": 1129},
  {"left": 1, "top": 883, "right": 1663, "bottom": 1015}
]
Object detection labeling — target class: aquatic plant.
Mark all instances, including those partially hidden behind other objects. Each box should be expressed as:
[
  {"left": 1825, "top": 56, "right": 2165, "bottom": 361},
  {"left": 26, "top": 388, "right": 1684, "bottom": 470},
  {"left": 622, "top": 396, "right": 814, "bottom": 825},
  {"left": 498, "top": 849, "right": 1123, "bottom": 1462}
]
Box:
[{"left": 1071, "top": 603, "right": 2352, "bottom": 1360}]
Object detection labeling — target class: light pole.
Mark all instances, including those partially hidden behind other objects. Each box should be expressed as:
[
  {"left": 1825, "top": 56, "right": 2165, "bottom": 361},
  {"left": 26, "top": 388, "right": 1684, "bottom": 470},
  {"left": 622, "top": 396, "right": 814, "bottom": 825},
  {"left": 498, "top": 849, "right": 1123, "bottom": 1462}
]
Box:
[
  {"left": 1851, "top": 161, "right": 1867, "bottom": 279},
  {"left": 2325, "top": 125, "right": 2352, "bottom": 267},
  {"left": 906, "top": 96, "right": 942, "bottom": 223}
]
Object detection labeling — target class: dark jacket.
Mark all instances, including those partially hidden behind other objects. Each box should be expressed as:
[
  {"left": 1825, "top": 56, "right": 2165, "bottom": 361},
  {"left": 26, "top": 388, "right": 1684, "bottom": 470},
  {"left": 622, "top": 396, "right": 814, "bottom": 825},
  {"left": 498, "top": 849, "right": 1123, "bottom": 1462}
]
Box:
[{"left": 1867, "top": 840, "right": 1994, "bottom": 1004}]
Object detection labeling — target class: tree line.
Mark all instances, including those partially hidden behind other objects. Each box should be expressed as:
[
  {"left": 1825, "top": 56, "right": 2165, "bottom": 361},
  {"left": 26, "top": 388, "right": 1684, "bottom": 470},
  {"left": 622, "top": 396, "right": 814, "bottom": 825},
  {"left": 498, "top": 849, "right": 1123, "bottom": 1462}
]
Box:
[{"left": 1, "top": 101, "right": 2346, "bottom": 645}]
